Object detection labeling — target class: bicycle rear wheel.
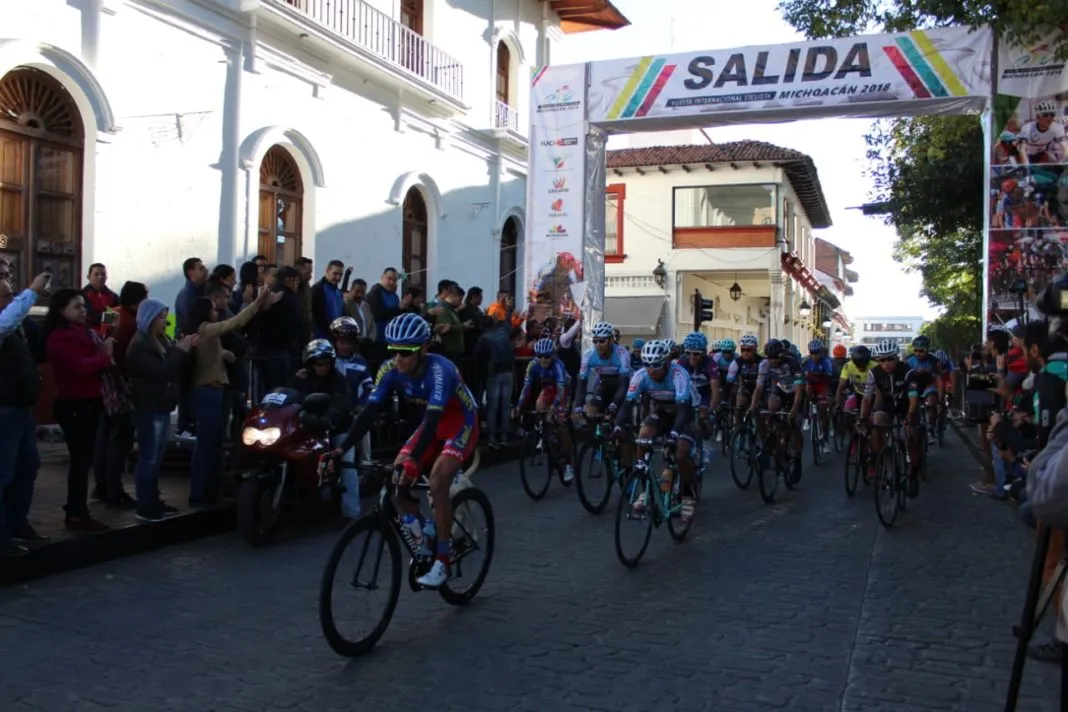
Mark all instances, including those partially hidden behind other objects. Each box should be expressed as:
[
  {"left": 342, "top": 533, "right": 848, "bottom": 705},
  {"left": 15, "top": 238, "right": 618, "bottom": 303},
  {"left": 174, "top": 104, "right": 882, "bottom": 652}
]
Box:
[
  {"left": 843, "top": 434, "right": 862, "bottom": 497},
  {"left": 319, "top": 515, "right": 402, "bottom": 658},
  {"left": 576, "top": 438, "right": 613, "bottom": 514},
  {"left": 874, "top": 450, "right": 899, "bottom": 529},
  {"left": 518, "top": 429, "right": 552, "bottom": 501},
  {"left": 758, "top": 443, "right": 780, "bottom": 503},
  {"left": 439, "top": 487, "right": 495, "bottom": 606},
  {"left": 615, "top": 470, "right": 654, "bottom": 568},
  {"left": 729, "top": 426, "right": 754, "bottom": 490},
  {"left": 810, "top": 406, "right": 823, "bottom": 466},
  {"left": 667, "top": 473, "right": 695, "bottom": 541}
]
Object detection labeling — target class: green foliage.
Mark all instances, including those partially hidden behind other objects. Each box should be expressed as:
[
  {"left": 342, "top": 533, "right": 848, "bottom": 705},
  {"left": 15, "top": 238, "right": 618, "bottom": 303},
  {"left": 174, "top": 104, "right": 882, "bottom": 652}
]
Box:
[{"left": 921, "top": 311, "right": 982, "bottom": 354}]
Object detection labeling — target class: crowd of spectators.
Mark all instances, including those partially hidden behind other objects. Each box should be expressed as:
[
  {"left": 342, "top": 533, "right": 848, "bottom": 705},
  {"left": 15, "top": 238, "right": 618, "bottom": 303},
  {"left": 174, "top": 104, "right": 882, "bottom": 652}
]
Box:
[{"left": 0, "top": 254, "right": 582, "bottom": 556}]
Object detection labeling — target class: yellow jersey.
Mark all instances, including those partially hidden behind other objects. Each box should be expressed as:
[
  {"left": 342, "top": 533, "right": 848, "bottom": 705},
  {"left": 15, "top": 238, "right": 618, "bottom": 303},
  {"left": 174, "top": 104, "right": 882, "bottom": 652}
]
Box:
[{"left": 840, "top": 361, "right": 871, "bottom": 392}]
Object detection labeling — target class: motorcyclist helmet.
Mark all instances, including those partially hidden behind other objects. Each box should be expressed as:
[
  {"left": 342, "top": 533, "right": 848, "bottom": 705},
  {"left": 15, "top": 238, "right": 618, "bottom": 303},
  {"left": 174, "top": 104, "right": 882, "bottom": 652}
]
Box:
[{"left": 303, "top": 338, "right": 336, "bottom": 366}]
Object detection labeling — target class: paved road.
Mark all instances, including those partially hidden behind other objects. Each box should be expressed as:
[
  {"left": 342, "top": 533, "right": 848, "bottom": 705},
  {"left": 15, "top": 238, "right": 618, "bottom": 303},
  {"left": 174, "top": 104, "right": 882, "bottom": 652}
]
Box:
[{"left": 1, "top": 431, "right": 1059, "bottom": 711}]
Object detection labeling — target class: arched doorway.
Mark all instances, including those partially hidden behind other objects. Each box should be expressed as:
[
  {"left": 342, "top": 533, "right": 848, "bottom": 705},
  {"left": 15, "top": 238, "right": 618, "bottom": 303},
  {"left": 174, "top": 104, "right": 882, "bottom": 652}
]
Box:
[
  {"left": 499, "top": 216, "right": 518, "bottom": 298},
  {"left": 258, "top": 145, "right": 303, "bottom": 266},
  {"left": 402, "top": 187, "right": 427, "bottom": 292},
  {"left": 0, "top": 68, "right": 85, "bottom": 293}
]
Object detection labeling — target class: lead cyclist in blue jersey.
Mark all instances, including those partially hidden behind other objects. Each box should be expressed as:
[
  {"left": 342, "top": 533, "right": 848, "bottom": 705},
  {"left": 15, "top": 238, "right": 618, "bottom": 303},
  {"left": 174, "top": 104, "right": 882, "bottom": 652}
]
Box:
[
  {"left": 333, "top": 313, "right": 479, "bottom": 588},
  {"left": 615, "top": 340, "right": 699, "bottom": 523},
  {"left": 905, "top": 335, "right": 942, "bottom": 439},
  {"left": 573, "top": 320, "right": 632, "bottom": 423}
]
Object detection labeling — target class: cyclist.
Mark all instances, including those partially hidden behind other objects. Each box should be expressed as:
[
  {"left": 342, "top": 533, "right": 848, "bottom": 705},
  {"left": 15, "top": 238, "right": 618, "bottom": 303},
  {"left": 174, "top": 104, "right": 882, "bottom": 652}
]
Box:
[
  {"left": 904, "top": 335, "right": 942, "bottom": 440},
  {"left": 630, "top": 338, "right": 645, "bottom": 364},
  {"left": 934, "top": 349, "right": 955, "bottom": 404},
  {"left": 663, "top": 338, "right": 682, "bottom": 362},
  {"left": 830, "top": 344, "right": 848, "bottom": 380},
  {"left": 333, "top": 312, "right": 479, "bottom": 588},
  {"left": 709, "top": 339, "right": 722, "bottom": 361},
  {"left": 712, "top": 338, "right": 736, "bottom": 429},
  {"left": 835, "top": 344, "right": 872, "bottom": 421},
  {"left": 858, "top": 338, "right": 922, "bottom": 498},
  {"left": 573, "top": 321, "right": 631, "bottom": 424},
  {"left": 330, "top": 316, "right": 375, "bottom": 465},
  {"left": 515, "top": 338, "right": 575, "bottom": 483},
  {"left": 615, "top": 340, "right": 698, "bottom": 523},
  {"left": 749, "top": 339, "right": 804, "bottom": 480},
  {"left": 801, "top": 339, "right": 834, "bottom": 454},
  {"left": 726, "top": 333, "right": 762, "bottom": 427},
  {"left": 678, "top": 332, "right": 720, "bottom": 443}
]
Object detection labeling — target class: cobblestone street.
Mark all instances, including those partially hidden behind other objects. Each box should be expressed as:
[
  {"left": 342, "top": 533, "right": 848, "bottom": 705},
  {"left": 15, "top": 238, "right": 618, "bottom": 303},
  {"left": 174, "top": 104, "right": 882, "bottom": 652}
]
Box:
[{"left": 1, "top": 433, "right": 1059, "bottom": 711}]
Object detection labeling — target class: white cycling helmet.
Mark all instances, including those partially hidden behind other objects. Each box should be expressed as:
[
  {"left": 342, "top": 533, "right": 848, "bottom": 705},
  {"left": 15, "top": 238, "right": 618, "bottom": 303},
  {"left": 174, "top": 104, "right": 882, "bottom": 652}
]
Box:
[
  {"left": 739, "top": 333, "right": 759, "bottom": 348},
  {"left": 640, "top": 340, "right": 671, "bottom": 367},
  {"left": 592, "top": 321, "right": 615, "bottom": 340},
  {"left": 1035, "top": 100, "right": 1057, "bottom": 116},
  {"left": 872, "top": 338, "right": 899, "bottom": 358},
  {"left": 662, "top": 338, "right": 677, "bottom": 353}
]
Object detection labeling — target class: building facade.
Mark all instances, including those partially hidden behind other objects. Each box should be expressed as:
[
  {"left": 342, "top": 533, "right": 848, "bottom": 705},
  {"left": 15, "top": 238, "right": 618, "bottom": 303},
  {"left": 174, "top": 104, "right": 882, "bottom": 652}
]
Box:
[
  {"left": 601, "top": 133, "right": 844, "bottom": 347},
  {"left": 854, "top": 316, "right": 925, "bottom": 348},
  {"left": 0, "top": 0, "right": 626, "bottom": 303}
]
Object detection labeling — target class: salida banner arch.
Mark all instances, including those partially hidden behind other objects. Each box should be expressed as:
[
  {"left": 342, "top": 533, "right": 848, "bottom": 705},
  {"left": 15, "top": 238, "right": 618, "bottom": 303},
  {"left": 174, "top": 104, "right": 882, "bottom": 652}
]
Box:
[{"left": 522, "top": 26, "right": 994, "bottom": 338}]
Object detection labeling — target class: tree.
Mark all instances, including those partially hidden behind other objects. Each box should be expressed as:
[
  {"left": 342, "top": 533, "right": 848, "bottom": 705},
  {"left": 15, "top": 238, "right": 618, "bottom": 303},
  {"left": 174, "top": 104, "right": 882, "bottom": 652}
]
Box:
[{"left": 776, "top": 0, "right": 1066, "bottom": 352}]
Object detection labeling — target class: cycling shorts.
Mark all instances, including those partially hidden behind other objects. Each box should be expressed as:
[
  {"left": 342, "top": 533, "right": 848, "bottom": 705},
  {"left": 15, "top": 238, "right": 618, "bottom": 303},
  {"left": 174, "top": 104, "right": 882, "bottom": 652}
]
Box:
[
  {"left": 587, "top": 376, "right": 621, "bottom": 410},
  {"left": 528, "top": 385, "right": 567, "bottom": 410},
  {"left": 807, "top": 380, "right": 830, "bottom": 399},
  {"left": 399, "top": 409, "right": 479, "bottom": 469},
  {"left": 640, "top": 405, "right": 696, "bottom": 444},
  {"left": 844, "top": 393, "right": 859, "bottom": 412}
]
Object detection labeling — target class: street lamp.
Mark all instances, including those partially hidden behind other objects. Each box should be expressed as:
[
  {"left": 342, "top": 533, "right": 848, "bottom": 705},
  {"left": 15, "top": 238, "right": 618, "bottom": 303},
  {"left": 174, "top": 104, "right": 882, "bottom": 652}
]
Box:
[
  {"left": 729, "top": 281, "right": 743, "bottom": 301},
  {"left": 652, "top": 259, "right": 667, "bottom": 289},
  {"left": 798, "top": 299, "right": 812, "bottom": 318}
]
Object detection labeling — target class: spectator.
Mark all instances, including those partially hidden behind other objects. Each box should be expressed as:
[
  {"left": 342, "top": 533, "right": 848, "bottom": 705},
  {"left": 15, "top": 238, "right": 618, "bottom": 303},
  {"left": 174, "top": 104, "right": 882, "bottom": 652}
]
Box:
[
  {"left": 403, "top": 286, "right": 426, "bottom": 316},
  {"left": 366, "top": 267, "right": 409, "bottom": 347},
  {"left": 175, "top": 257, "right": 208, "bottom": 335},
  {"left": 295, "top": 256, "right": 314, "bottom": 341},
  {"left": 428, "top": 279, "right": 458, "bottom": 314},
  {"left": 460, "top": 286, "right": 486, "bottom": 353},
  {"left": 474, "top": 319, "right": 516, "bottom": 449},
  {"left": 433, "top": 283, "right": 468, "bottom": 365},
  {"left": 210, "top": 264, "right": 237, "bottom": 290},
  {"left": 559, "top": 316, "right": 582, "bottom": 397},
  {"left": 486, "top": 290, "right": 523, "bottom": 328},
  {"left": 263, "top": 264, "right": 278, "bottom": 289},
  {"left": 81, "top": 263, "right": 119, "bottom": 330},
  {"left": 208, "top": 280, "right": 251, "bottom": 433},
  {"left": 126, "top": 299, "right": 196, "bottom": 521},
  {"left": 255, "top": 266, "right": 304, "bottom": 396},
  {"left": 233, "top": 261, "right": 259, "bottom": 314},
  {"left": 0, "top": 272, "right": 51, "bottom": 556},
  {"left": 187, "top": 286, "right": 277, "bottom": 505},
  {"left": 343, "top": 277, "right": 377, "bottom": 345},
  {"left": 43, "top": 289, "right": 113, "bottom": 532},
  {"left": 311, "top": 260, "right": 345, "bottom": 339},
  {"left": 253, "top": 254, "right": 268, "bottom": 281},
  {"left": 91, "top": 280, "right": 146, "bottom": 508}
]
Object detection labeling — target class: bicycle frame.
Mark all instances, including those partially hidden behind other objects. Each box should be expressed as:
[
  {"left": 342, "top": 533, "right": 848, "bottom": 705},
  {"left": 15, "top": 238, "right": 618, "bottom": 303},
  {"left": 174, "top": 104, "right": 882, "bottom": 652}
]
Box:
[{"left": 631, "top": 437, "right": 682, "bottom": 522}]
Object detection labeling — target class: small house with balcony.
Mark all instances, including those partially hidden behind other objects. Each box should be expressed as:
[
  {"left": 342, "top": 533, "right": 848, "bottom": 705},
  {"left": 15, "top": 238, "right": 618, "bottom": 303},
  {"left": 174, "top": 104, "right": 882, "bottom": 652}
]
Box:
[
  {"left": 602, "top": 137, "right": 840, "bottom": 346},
  {"left": 0, "top": 0, "right": 626, "bottom": 305}
]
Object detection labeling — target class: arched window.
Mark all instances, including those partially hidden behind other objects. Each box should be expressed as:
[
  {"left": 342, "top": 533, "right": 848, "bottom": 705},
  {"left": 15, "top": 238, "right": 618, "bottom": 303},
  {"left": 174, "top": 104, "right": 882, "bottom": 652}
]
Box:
[
  {"left": 402, "top": 187, "right": 428, "bottom": 292},
  {"left": 496, "top": 42, "right": 511, "bottom": 106},
  {"left": 499, "top": 216, "right": 518, "bottom": 298},
  {"left": 258, "top": 145, "right": 303, "bottom": 266},
  {"left": 0, "top": 68, "right": 84, "bottom": 294}
]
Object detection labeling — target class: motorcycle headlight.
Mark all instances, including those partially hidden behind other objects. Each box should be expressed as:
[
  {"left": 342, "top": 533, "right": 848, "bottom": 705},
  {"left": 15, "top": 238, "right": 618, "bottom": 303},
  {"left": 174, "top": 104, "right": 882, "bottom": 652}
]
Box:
[{"left": 241, "top": 426, "right": 282, "bottom": 447}]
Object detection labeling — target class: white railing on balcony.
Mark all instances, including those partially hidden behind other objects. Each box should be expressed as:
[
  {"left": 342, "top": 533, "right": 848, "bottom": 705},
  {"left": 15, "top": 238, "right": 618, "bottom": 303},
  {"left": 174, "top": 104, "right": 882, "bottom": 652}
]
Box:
[
  {"left": 606, "top": 274, "right": 658, "bottom": 290},
  {"left": 494, "top": 99, "right": 518, "bottom": 131},
  {"left": 279, "top": 0, "right": 464, "bottom": 102}
]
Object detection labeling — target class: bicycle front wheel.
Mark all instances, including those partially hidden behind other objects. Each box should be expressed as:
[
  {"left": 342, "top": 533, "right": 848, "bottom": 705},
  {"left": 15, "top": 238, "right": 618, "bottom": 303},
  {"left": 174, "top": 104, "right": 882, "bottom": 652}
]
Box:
[
  {"left": 615, "top": 471, "right": 654, "bottom": 568},
  {"left": 810, "top": 407, "right": 823, "bottom": 466},
  {"left": 843, "top": 434, "right": 862, "bottom": 497},
  {"left": 439, "top": 486, "right": 495, "bottom": 606},
  {"left": 758, "top": 444, "right": 780, "bottom": 503},
  {"left": 729, "top": 427, "right": 754, "bottom": 490},
  {"left": 319, "top": 515, "right": 402, "bottom": 658},
  {"left": 576, "top": 438, "right": 613, "bottom": 515},
  {"left": 874, "top": 450, "right": 899, "bottom": 529},
  {"left": 518, "top": 430, "right": 552, "bottom": 500}
]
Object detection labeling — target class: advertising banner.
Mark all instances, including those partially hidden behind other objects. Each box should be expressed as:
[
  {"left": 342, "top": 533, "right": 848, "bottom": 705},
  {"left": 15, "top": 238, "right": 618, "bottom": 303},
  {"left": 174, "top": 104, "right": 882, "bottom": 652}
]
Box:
[
  {"left": 987, "top": 30, "right": 1068, "bottom": 324},
  {"left": 587, "top": 26, "right": 992, "bottom": 127},
  {"left": 523, "top": 63, "right": 588, "bottom": 320}
]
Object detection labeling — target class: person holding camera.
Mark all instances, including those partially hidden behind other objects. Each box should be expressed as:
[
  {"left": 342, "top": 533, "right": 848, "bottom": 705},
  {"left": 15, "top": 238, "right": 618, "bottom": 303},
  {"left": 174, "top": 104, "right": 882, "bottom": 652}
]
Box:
[{"left": 966, "top": 341, "right": 1001, "bottom": 494}]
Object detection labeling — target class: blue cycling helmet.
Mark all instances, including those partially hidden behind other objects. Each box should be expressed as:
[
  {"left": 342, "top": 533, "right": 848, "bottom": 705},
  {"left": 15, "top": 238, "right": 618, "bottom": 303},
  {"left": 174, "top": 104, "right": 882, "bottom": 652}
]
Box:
[
  {"left": 533, "top": 338, "right": 555, "bottom": 357},
  {"left": 790, "top": 344, "right": 802, "bottom": 360},
  {"left": 384, "top": 312, "right": 431, "bottom": 347},
  {"left": 912, "top": 335, "right": 931, "bottom": 350},
  {"left": 808, "top": 339, "right": 824, "bottom": 354},
  {"left": 720, "top": 338, "right": 736, "bottom": 352},
  {"left": 934, "top": 349, "right": 951, "bottom": 368},
  {"left": 765, "top": 340, "right": 784, "bottom": 358},
  {"left": 632, "top": 338, "right": 646, "bottom": 350},
  {"left": 781, "top": 339, "right": 792, "bottom": 350},
  {"left": 683, "top": 331, "right": 708, "bottom": 352}
]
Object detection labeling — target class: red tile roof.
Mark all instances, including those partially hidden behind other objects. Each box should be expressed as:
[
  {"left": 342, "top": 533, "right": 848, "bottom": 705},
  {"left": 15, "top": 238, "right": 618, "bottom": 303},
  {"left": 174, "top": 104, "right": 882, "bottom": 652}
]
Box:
[{"left": 606, "top": 140, "right": 832, "bottom": 229}]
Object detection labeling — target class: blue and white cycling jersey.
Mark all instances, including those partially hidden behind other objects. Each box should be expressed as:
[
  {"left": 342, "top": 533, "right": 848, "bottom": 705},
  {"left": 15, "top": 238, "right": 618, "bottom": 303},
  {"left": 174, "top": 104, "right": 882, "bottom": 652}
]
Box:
[
  {"left": 625, "top": 362, "right": 693, "bottom": 405},
  {"left": 575, "top": 343, "right": 632, "bottom": 407}
]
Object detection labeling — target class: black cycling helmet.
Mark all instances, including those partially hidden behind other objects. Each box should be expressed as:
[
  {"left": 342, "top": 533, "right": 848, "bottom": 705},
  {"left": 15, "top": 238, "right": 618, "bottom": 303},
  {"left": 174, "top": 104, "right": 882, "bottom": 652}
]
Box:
[
  {"left": 303, "top": 338, "right": 336, "bottom": 365},
  {"left": 765, "top": 340, "right": 785, "bottom": 359},
  {"left": 851, "top": 345, "right": 871, "bottom": 366}
]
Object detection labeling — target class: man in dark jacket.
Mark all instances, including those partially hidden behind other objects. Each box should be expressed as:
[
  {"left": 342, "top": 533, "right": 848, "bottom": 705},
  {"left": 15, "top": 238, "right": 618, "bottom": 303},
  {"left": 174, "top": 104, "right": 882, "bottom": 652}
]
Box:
[
  {"left": 0, "top": 271, "right": 51, "bottom": 555},
  {"left": 254, "top": 266, "right": 304, "bottom": 398},
  {"left": 310, "top": 260, "right": 345, "bottom": 340},
  {"left": 175, "top": 257, "right": 208, "bottom": 336},
  {"left": 474, "top": 320, "right": 517, "bottom": 448}
]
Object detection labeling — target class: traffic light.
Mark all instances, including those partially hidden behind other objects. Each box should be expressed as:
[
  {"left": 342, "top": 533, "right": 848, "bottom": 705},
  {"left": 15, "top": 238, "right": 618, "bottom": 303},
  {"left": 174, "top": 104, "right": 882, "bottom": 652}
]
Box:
[{"left": 693, "top": 289, "right": 714, "bottom": 331}]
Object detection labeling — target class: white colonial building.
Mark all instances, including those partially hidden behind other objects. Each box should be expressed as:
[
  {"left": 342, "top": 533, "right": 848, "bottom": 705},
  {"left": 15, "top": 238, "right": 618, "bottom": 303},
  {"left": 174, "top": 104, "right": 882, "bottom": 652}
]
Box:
[
  {"left": 602, "top": 129, "right": 847, "bottom": 347},
  {"left": 0, "top": 0, "right": 627, "bottom": 302}
]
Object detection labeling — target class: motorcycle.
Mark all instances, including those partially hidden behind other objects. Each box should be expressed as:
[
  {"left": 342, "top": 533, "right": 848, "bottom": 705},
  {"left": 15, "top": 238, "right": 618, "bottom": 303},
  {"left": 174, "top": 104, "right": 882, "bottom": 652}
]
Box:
[{"left": 236, "top": 387, "right": 341, "bottom": 546}]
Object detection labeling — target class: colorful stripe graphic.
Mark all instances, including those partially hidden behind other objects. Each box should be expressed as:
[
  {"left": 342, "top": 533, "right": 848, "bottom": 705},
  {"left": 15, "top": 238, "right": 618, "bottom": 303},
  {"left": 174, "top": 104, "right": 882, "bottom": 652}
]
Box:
[
  {"left": 531, "top": 66, "right": 548, "bottom": 87},
  {"left": 605, "top": 57, "right": 678, "bottom": 120},
  {"left": 882, "top": 30, "right": 968, "bottom": 98}
]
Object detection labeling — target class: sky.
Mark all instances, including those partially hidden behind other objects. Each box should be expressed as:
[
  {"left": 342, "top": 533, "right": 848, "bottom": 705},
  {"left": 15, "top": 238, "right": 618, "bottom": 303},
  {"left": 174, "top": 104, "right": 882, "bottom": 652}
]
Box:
[{"left": 553, "top": 0, "right": 940, "bottom": 321}]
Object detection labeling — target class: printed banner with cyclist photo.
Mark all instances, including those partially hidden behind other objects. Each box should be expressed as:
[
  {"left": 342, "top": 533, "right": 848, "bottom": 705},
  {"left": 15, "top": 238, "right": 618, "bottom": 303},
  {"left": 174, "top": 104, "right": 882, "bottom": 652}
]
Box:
[{"left": 987, "top": 30, "right": 1068, "bottom": 322}]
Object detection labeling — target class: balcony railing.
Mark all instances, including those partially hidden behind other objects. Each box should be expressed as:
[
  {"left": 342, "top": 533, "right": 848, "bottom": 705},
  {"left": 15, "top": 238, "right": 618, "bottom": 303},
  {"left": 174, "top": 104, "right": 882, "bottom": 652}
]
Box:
[
  {"left": 279, "top": 0, "right": 464, "bottom": 102},
  {"left": 494, "top": 99, "right": 519, "bottom": 131}
]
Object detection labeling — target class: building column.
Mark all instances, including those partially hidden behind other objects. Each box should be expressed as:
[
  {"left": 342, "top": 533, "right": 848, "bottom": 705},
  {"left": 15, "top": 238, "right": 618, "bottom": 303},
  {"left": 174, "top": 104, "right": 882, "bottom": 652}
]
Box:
[{"left": 769, "top": 271, "right": 785, "bottom": 340}]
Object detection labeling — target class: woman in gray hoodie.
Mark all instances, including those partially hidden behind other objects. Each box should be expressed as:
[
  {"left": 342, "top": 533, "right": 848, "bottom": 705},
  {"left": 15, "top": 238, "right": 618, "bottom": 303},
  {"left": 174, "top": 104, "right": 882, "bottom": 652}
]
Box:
[{"left": 125, "top": 298, "right": 197, "bottom": 522}]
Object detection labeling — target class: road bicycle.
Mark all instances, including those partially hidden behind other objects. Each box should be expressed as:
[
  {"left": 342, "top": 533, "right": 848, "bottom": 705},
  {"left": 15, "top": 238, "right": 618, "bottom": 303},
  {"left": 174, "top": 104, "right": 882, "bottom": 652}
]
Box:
[
  {"left": 728, "top": 410, "right": 757, "bottom": 490},
  {"left": 318, "top": 468, "right": 494, "bottom": 658},
  {"left": 518, "top": 410, "right": 573, "bottom": 500},
  {"left": 614, "top": 436, "right": 696, "bottom": 568},
  {"left": 757, "top": 410, "right": 799, "bottom": 504},
  {"left": 872, "top": 418, "right": 927, "bottom": 529},
  {"left": 574, "top": 415, "right": 631, "bottom": 514}
]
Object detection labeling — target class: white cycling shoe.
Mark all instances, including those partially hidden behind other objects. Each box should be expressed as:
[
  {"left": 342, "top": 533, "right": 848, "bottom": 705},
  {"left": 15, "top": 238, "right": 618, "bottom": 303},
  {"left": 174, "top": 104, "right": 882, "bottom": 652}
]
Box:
[{"left": 416, "top": 559, "right": 450, "bottom": 588}]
